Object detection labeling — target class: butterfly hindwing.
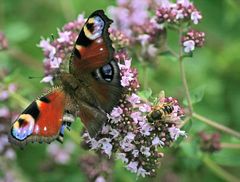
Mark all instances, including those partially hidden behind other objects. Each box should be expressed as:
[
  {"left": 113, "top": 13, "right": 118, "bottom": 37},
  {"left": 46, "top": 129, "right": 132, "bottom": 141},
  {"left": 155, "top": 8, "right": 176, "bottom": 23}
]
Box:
[
  {"left": 90, "top": 60, "right": 122, "bottom": 112},
  {"left": 9, "top": 88, "right": 66, "bottom": 147},
  {"left": 78, "top": 102, "right": 108, "bottom": 137}
]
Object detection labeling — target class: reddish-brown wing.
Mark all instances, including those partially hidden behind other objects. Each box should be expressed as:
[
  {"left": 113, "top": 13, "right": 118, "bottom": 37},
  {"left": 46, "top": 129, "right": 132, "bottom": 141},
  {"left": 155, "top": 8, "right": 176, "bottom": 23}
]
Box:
[
  {"left": 9, "top": 88, "right": 66, "bottom": 147},
  {"left": 70, "top": 10, "right": 114, "bottom": 74}
]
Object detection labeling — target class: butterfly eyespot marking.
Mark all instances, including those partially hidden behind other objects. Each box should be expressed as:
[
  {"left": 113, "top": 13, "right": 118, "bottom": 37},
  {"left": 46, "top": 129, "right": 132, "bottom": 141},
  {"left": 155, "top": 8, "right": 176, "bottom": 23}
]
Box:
[
  {"left": 100, "top": 64, "right": 114, "bottom": 82},
  {"left": 12, "top": 114, "right": 35, "bottom": 141},
  {"left": 84, "top": 16, "right": 105, "bottom": 40}
]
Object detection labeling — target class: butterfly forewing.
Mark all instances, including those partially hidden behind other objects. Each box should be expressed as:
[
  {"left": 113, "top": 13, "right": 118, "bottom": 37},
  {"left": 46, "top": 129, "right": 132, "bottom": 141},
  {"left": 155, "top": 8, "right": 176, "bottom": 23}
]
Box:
[
  {"left": 71, "top": 10, "right": 114, "bottom": 74},
  {"left": 9, "top": 88, "right": 66, "bottom": 147}
]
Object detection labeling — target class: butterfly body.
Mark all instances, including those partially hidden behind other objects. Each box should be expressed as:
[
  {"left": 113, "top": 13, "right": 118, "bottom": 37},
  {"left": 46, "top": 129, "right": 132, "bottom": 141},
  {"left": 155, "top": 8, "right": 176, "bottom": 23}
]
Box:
[{"left": 9, "top": 10, "right": 122, "bottom": 147}]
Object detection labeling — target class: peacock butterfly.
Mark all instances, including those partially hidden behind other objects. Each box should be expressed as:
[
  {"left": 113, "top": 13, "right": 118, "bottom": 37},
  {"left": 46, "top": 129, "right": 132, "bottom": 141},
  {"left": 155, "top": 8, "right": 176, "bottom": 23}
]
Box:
[{"left": 9, "top": 10, "right": 123, "bottom": 147}]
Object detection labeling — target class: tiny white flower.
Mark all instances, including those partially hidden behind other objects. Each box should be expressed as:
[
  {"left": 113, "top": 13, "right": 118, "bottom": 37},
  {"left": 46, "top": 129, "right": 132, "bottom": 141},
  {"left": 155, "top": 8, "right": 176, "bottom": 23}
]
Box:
[
  {"left": 127, "top": 93, "right": 140, "bottom": 105},
  {"left": 90, "top": 138, "right": 100, "bottom": 150},
  {"left": 109, "top": 128, "right": 119, "bottom": 138},
  {"left": 110, "top": 107, "right": 123, "bottom": 118},
  {"left": 116, "top": 152, "right": 129, "bottom": 163},
  {"left": 138, "top": 34, "right": 150, "bottom": 46},
  {"left": 0, "top": 107, "right": 10, "bottom": 118},
  {"left": 77, "top": 14, "right": 85, "bottom": 23},
  {"left": 38, "top": 38, "right": 56, "bottom": 58},
  {"left": 158, "top": 0, "right": 172, "bottom": 9},
  {"left": 118, "top": 59, "right": 132, "bottom": 70},
  {"left": 132, "top": 149, "right": 139, "bottom": 157},
  {"left": 130, "top": 112, "right": 144, "bottom": 123},
  {"left": 139, "top": 104, "right": 151, "bottom": 113},
  {"left": 125, "top": 132, "right": 135, "bottom": 142},
  {"left": 101, "top": 124, "right": 111, "bottom": 134},
  {"left": 95, "top": 176, "right": 106, "bottom": 182},
  {"left": 191, "top": 11, "right": 202, "bottom": 24},
  {"left": 177, "top": 0, "right": 191, "bottom": 7},
  {"left": 147, "top": 44, "right": 158, "bottom": 58},
  {"left": 152, "top": 136, "right": 165, "bottom": 147},
  {"left": 57, "top": 30, "right": 72, "bottom": 43},
  {"left": 126, "top": 161, "right": 138, "bottom": 173},
  {"left": 40, "top": 75, "right": 53, "bottom": 84},
  {"left": 50, "top": 57, "right": 62, "bottom": 69},
  {"left": 137, "top": 166, "right": 150, "bottom": 177},
  {"left": 175, "top": 9, "right": 184, "bottom": 20},
  {"left": 183, "top": 40, "right": 195, "bottom": 53},
  {"left": 140, "top": 123, "right": 153, "bottom": 136},
  {"left": 120, "top": 138, "right": 135, "bottom": 152},
  {"left": 168, "top": 126, "right": 186, "bottom": 140},
  {"left": 140, "top": 146, "right": 151, "bottom": 157},
  {"left": 99, "top": 138, "right": 112, "bottom": 157},
  {"left": 4, "top": 149, "right": 16, "bottom": 160}
]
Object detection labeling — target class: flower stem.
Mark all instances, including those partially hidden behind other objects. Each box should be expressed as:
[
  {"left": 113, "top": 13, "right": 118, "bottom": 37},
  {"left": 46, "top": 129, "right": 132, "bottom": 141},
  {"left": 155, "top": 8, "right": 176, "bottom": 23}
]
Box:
[
  {"left": 193, "top": 112, "right": 240, "bottom": 139},
  {"left": 178, "top": 28, "right": 193, "bottom": 115},
  {"left": 179, "top": 116, "right": 191, "bottom": 128},
  {"left": 203, "top": 155, "right": 239, "bottom": 182},
  {"left": 7, "top": 48, "right": 42, "bottom": 70},
  {"left": 10, "top": 92, "right": 29, "bottom": 109},
  {"left": 142, "top": 63, "right": 149, "bottom": 89},
  {"left": 221, "top": 143, "right": 240, "bottom": 149}
]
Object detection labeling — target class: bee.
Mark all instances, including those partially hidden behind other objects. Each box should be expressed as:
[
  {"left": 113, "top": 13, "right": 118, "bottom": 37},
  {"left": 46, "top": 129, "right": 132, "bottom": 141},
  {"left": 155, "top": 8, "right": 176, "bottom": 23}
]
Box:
[{"left": 147, "top": 104, "right": 174, "bottom": 123}]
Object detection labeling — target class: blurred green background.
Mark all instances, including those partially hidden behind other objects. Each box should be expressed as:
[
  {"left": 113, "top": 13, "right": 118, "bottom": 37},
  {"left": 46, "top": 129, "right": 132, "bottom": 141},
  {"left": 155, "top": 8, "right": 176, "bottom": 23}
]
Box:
[{"left": 0, "top": 0, "right": 240, "bottom": 182}]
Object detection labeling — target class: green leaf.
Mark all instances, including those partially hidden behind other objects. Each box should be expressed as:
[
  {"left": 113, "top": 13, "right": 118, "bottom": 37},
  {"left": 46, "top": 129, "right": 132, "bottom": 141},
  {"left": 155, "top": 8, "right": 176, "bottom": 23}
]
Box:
[
  {"left": 137, "top": 88, "right": 152, "bottom": 100},
  {"left": 5, "top": 22, "right": 32, "bottom": 42},
  {"left": 179, "top": 141, "right": 202, "bottom": 170},
  {"left": 182, "top": 119, "right": 193, "bottom": 133},
  {"left": 183, "top": 85, "right": 206, "bottom": 106},
  {"left": 212, "top": 149, "right": 240, "bottom": 167}
]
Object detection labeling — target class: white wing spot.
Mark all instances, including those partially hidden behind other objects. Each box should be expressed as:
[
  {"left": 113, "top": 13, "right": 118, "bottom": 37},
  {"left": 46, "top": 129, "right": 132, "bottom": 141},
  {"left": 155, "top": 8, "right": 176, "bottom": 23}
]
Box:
[{"left": 44, "top": 126, "right": 47, "bottom": 131}]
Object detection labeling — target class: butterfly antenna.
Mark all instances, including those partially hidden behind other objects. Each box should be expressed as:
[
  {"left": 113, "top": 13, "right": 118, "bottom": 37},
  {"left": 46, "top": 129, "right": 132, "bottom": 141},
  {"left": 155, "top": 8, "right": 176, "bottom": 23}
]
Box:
[{"left": 28, "top": 76, "right": 43, "bottom": 80}]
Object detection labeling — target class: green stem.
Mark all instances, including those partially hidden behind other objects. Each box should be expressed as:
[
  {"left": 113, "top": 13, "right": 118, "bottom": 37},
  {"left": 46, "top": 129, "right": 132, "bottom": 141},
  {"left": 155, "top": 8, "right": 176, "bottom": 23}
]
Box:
[
  {"left": 193, "top": 112, "right": 240, "bottom": 139},
  {"left": 142, "top": 63, "right": 148, "bottom": 89},
  {"left": 179, "top": 58, "right": 193, "bottom": 115},
  {"left": 221, "top": 143, "right": 240, "bottom": 149},
  {"left": 10, "top": 92, "right": 29, "bottom": 109},
  {"left": 7, "top": 48, "right": 42, "bottom": 70},
  {"left": 179, "top": 116, "right": 191, "bottom": 128},
  {"left": 178, "top": 28, "right": 193, "bottom": 115},
  {"left": 203, "top": 155, "right": 239, "bottom": 182}
]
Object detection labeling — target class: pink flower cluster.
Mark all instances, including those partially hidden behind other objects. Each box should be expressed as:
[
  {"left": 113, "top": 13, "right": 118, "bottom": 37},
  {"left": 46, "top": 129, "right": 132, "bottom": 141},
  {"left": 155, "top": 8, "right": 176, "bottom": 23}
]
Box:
[
  {"left": 38, "top": 15, "right": 85, "bottom": 84},
  {"left": 79, "top": 154, "right": 113, "bottom": 181},
  {"left": 38, "top": 11, "right": 186, "bottom": 177},
  {"left": 0, "top": 70, "right": 17, "bottom": 161},
  {"left": 156, "top": 0, "right": 202, "bottom": 25},
  {"left": 83, "top": 53, "right": 185, "bottom": 177},
  {"left": 108, "top": 0, "right": 165, "bottom": 60},
  {"left": 47, "top": 141, "right": 75, "bottom": 165},
  {"left": 182, "top": 29, "right": 205, "bottom": 53},
  {"left": 198, "top": 131, "right": 221, "bottom": 153}
]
